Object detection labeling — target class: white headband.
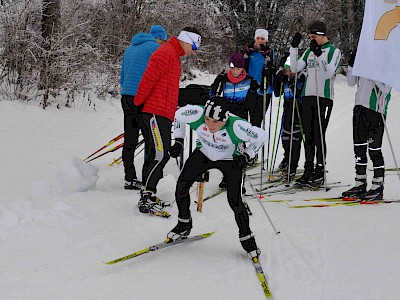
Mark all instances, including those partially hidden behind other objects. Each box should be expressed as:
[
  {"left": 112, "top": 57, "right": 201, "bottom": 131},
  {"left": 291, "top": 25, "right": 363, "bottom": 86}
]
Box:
[
  {"left": 177, "top": 30, "right": 201, "bottom": 49},
  {"left": 254, "top": 29, "right": 268, "bottom": 41}
]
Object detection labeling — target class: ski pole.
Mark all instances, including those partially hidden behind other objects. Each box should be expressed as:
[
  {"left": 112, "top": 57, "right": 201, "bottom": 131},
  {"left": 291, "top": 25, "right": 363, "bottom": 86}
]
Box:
[
  {"left": 109, "top": 138, "right": 145, "bottom": 166},
  {"left": 259, "top": 76, "right": 269, "bottom": 194},
  {"left": 109, "top": 156, "right": 122, "bottom": 166},
  {"left": 271, "top": 121, "right": 283, "bottom": 173},
  {"left": 287, "top": 71, "right": 299, "bottom": 185},
  {"left": 83, "top": 133, "right": 124, "bottom": 161},
  {"left": 244, "top": 172, "right": 280, "bottom": 234},
  {"left": 314, "top": 58, "right": 329, "bottom": 191},
  {"left": 295, "top": 97, "right": 305, "bottom": 144},
  {"left": 373, "top": 86, "right": 400, "bottom": 182},
  {"left": 255, "top": 193, "right": 280, "bottom": 235},
  {"left": 268, "top": 82, "right": 284, "bottom": 177},
  {"left": 85, "top": 142, "right": 124, "bottom": 163}
]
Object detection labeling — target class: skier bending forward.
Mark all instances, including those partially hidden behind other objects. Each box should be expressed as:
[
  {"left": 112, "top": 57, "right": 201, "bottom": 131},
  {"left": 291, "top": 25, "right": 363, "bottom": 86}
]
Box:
[{"left": 166, "top": 97, "right": 267, "bottom": 258}]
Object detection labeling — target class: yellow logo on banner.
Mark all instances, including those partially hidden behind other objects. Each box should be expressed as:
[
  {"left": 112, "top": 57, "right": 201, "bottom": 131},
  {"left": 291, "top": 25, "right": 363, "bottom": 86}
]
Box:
[{"left": 375, "top": 0, "right": 400, "bottom": 40}]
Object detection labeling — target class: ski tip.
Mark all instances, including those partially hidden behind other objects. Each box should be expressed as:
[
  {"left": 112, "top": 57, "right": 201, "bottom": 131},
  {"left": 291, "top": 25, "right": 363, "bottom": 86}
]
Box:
[{"left": 201, "top": 231, "right": 215, "bottom": 238}]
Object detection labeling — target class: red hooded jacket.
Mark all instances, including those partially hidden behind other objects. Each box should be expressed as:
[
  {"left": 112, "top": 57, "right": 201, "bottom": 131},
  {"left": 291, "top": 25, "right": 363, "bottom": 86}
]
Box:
[{"left": 134, "top": 37, "right": 186, "bottom": 121}]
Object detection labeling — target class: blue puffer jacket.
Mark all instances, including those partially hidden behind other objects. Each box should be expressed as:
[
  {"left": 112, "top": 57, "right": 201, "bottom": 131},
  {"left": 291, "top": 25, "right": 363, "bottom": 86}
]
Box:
[{"left": 120, "top": 33, "right": 159, "bottom": 96}]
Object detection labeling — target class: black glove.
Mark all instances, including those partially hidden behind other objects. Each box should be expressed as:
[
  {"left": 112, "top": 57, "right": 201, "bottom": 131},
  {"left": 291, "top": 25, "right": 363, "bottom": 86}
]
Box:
[
  {"left": 262, "top": 61, "right": 274, "bottom": 83},
  {"left": 348, "top": 49, "right": 357, "bottom": 67},
  {"left": 262, "top": 67, "right": 272, "bottom": 79},
  {"left": 169, "top": 138, "right": 184, "bottom": 158},
  {"left": 277, "top": 70, "right": 287, "bottom": 82},
  {"left": 279, "top": 52, "right": 290, "bottom": 67},
  {"left": 291, "top": 32, "right": 302, "bottom": 48},
  {"left": 233, "top": 153, "right": 250, "bottom": 170},
  {"left": 132, "top": 104, "right": 143, "bottom": 117},
  {"left": 310, "top": 40, "right": 322, "bottom": 57}
]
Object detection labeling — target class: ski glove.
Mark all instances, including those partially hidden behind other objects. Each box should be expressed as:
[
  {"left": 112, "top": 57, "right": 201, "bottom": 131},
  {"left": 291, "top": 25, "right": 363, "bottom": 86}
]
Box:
[
  {"left": 279, "top": 52, "right": 290, "bottom": 67},
  {"left": 169, "top": 138, "right": 184, "bottom": 158},
  {"left": 348, "top": 49, "right": 357, "bottom": 67},
  {"left": 310, "top": 40, "right": 322, "bottom": 57},
  {"left": 233, "top": 153, "right": 250, "bottom": 170},
  {"left": 291, "top": 32, "right": 302, "bottom": 48}
]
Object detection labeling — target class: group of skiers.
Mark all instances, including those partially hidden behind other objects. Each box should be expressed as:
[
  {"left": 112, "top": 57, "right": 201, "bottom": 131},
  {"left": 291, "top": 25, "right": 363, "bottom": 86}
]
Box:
[{"left": 119, "top": 20, "right": 392, "bottom": 259}]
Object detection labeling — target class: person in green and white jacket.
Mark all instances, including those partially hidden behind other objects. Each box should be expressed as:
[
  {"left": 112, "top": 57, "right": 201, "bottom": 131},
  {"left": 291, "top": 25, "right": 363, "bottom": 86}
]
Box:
[
  {"left": 342, "top": 50, "right": 392, "bottom": 201},
  {"left": 166, "top": 97, "right": 267, "bottom": 259},
  {"left": 289, "top": 21, "right": 341, "bottom": 186}
]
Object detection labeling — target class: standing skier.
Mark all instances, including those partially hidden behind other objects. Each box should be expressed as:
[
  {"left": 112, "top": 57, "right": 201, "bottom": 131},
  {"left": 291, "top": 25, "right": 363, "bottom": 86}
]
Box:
[
  {"left": 167, "top": 97, "right": 267, "bottom": 258},
  {"left": 289, "top": 21, "right": 341, "bottom": 185},
  {"left": 342, "top": 50, "right": 392, "bottom": 200},
  {"left": 209, "top": 52, "right": 261, "bottom": 188},
  {"left": 133, "top": 27, "right": 201, "bottom": 215},
  {"left": 242, "top": 28, "right": 275, "bottom": 127},
  {"left": 274, "top": 55, "right": 306, "bottom": 180},
  {"left": 120, "top": 25, "right": 167, "bottom": 190}
]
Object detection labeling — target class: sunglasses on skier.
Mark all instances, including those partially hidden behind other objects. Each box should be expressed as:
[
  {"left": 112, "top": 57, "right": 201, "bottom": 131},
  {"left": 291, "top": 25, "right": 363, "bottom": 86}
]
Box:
[{"left": 186, "top": 33, "right": 200, "bottom": 51}]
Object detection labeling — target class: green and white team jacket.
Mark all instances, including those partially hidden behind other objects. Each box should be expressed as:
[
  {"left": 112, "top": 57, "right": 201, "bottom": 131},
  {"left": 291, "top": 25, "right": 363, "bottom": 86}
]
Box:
[
  {"left": 347, "top": 66, "right": 392, "bottom": 115},
  {"left": 173, "top": 105, "right": 267, "bottom": 161},
  {"left": 290, "top": 43, "right": 341, "bottom": 100}
]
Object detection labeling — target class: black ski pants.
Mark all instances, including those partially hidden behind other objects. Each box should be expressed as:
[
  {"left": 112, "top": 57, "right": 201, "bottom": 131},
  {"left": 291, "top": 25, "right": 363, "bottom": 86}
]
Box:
[
  {"left": 281, "top": 99, "right": 302, "bottom": 172},
  {"left": 175, "top": 149, "right": 251, "bottom": 238},
  {"left": 353, "top": 105, "right": 385, "bottom": 178},
  {"left": 301, "top": 96, "right": 333, "bottom": 167},
  {"left": 141, "top": 113, "right": 172, "bottom": 193},
  {"left": 121, "top": 95, "right": 143, "bottom": 181}
]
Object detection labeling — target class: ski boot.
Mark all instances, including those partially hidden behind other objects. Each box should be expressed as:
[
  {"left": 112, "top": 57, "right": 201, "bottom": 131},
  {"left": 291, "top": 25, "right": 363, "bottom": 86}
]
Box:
[
  {"left": 311, "top": 164, "right": 325, "bottom": 186},
  {"left": 240, "top": 233, "right": 261, "bottom": 260},
  {"left": 295, "top": 162, "right": 314, "bottom": 185},
  {"left": 138, "top": 190, "right": 170, "bottom": 217},
  {"left": 124, "top": 179, "right": 142, "bottom": 190},
  {"left": 166, "top": 218, "right": 193, "bottom": 243},
  {"left": 342, "top": 175, "right": 367, "bottom": 198},
  {"left": 358, "top": 177, "right": 384, "bottom": 201}
]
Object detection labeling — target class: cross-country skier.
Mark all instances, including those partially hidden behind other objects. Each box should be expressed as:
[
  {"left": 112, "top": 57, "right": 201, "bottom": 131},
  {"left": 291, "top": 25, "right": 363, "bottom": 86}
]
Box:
[
  {"left": 133, "top": 27, "right": 201, "bottom": 215},
  {"left": 274, "top": 55, "right": 306, "bottom": 180},
  {"left": 342, "top": 50, "right": 392, "bottom": 200},
  {"left": 167, "top": 97, "right": 267, "bottom": 258},
  {"left": 209, "top": 52, "right": 261, "bottom": 189},
  {"left": 289, "top": 21, "right": 341, "bottom": 186},
  {"left": 120, "top": 25, "right": 167, "bottom": 190},
  {"left": 242, "top": 28, "right": 275, "bottom": 127}
]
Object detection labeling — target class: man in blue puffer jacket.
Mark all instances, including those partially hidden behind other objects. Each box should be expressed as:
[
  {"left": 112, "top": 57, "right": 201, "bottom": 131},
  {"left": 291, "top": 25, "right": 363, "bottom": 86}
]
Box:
[{"left": 120, "top": 25, "right": 167, "bottom": 190}]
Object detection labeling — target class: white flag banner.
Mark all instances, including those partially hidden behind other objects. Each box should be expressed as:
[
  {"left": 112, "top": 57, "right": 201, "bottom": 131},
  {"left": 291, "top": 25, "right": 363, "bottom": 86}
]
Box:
[{"left": 352, "top": 0, "right": 400, "bottom": 92}]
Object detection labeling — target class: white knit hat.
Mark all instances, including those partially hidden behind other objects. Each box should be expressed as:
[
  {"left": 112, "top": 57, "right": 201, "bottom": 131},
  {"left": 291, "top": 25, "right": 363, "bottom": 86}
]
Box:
[{"left": 254, "top": 29, "right": 269, "bottom": 41}]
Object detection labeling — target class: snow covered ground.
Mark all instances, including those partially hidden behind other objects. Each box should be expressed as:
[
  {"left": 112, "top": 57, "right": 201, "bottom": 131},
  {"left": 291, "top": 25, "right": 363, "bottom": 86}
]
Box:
[{"left": 1, "top": 73, "right": 400, "bottom": 300}]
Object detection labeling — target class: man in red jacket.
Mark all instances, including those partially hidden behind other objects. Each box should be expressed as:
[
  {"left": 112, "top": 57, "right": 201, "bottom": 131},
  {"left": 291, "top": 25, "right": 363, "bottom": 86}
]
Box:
[{"left": 134, "top": 27, "right": 202, "bottom": 216}]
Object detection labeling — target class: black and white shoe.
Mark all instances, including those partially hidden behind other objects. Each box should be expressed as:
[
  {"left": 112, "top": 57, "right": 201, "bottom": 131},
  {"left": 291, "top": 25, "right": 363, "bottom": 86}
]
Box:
[
  {"left": 296, "top": 168, "right": 314, "bottom": 185},
  {"left": 124, "top": 179, "right": 142, "bottom": 190},
  {"left": 278, "top": 160, "right": 288, "bottom": 173},
  {"left": 138, "top": 190, "right": 171, "bottom": 214},
  {"left": 342, "top": 179, "right": 367, "bottom": 198},
  {"left": 359, "top": 186, "right": 384, "bottom": 201},
  {"left": 359, "top": 177, "right": 384, "bottom": 201},
  {"left": 166, "top": 218, "right": 193, "bottom": 242},
  {"left": 240, "top": 233, "right": 261, "bottom": 259}
]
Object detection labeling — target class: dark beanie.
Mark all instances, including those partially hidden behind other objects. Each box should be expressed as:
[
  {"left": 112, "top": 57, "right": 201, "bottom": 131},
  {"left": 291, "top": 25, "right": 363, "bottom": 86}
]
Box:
[
  {"left": 308, "top": 21, "right": 327, "bottom": 36},
  {"left": 228, "top": 52, "right": 245, "bottom": 68},
  {"left": 204, "top": 97, "right": 230, "bottom": 122}
]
